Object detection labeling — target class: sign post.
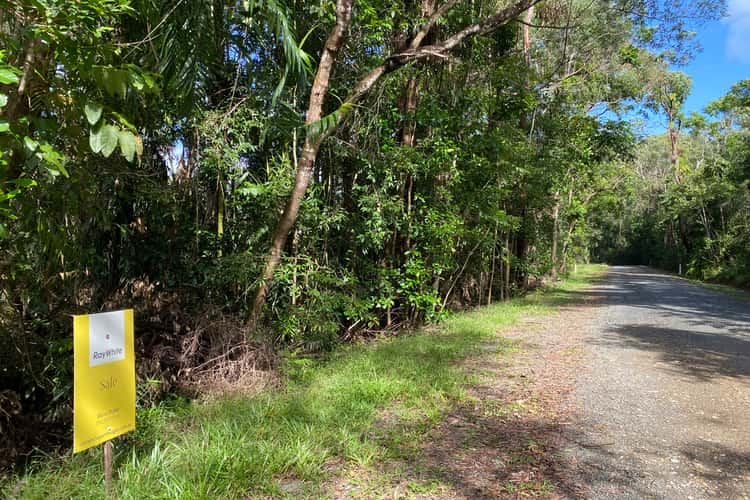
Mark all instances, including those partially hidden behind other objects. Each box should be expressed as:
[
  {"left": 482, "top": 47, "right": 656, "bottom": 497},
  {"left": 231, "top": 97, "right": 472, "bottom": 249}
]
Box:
[
  {"left": 73, "top": 309, "right": 135, "bottom": 494},
  {"left": 104, "top": 440, "right": 113, "bottom": 496}
]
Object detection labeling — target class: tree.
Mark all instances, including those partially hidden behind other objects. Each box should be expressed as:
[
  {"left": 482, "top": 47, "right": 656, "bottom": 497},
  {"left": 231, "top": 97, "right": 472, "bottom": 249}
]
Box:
[
  {"left": 247, "top": 0, "right": 545, "bottom": 330},
  {"left": 646, "top": 69, "right": 692, "bottom": 183}
]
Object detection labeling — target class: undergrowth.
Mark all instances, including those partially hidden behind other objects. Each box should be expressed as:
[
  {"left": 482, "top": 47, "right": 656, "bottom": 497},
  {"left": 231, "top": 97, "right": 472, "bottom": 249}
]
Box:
[{"left": 1, "top": 265, "right": 606, "bottom": 499}]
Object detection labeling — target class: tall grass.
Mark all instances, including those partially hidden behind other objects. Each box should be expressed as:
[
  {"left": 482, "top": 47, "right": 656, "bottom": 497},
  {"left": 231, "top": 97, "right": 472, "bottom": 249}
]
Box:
[{"left": 2, "top": 265, "right": 606, "bottom": 499}]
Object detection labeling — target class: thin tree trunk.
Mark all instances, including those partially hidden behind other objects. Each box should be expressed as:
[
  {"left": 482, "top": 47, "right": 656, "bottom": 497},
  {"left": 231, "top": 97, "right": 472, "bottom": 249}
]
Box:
[
  {"left": 488, "top": 221, "right": 499, "bottom": 304},
  {"left": 518, "top": 5, "right": 535, "bottom": 132},
  {"left": 402, "top": 74, "right": 418, "bottom": 254},
  {"left": 522, "top": 6, "right": 534, "bottom": 67},
  {"left": 400, "top": 0, "right": 435, "bottom": 263},
  {"left": 401, "top": 75, "right": 419, "bottom": 147},
  {"left": 291, "top": 229, "right": 299, "bottom": 306},
  {"left": 550, "top": 191, "right": 560, "bottom": 279},
  {"left": 247, "top": 0, "right": 354, "bottom": 331},
  {"left": 3, "top": 38, "right": 39, "bottom": 125},
  {"left": 392, "top": 73, "right": 418, "bottom": 285},
  {"left": 504, "top": 232, "right": 511, "bottom": 299},
  {"left": 668, "top": 111, "right": 682, "bottom": 184},
  {"left": 2, "top": 36, "right": 43, "bottom": 182},
  {"left": 217, "top": 172, "right": 224, "bottom": 257},
  {"left": 498, "top": 232, "right": 504, "bottom": 301},
  {"left": 561, "top": 220, "right": 577, "bottom": 267}
]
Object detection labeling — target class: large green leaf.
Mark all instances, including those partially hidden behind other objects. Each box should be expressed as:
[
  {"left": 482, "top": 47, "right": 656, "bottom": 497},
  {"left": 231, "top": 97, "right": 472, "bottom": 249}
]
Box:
[
  {"left": 118, "top": 130, "right": 136, "bottom": 163},
  {"left": 94, "top": 66, "right": 129, "bottom": 99},
  {"left": 13, "top": 178, "right": 37, "bottom": 188},
  {"left": 39, "top": 143, "right": 68, "bottom": 178},
  {"left": 237, "top": 182, "right": 267, "bottom": 197},
  {"left": 305, "top": 102, "right": 354, "bottom": 140},
  {"left": 84, "top": 102, "right": 103, "bottom": 125},
  {"left": 127, "top": 66, "right": 159, "bottom": 95},
  {"left": 89, "top": 123, "right": 119, "bottom": 156},
  {"left": 100, "top": 125, "right": 119, "bottom": 157},
  {"left": 23, "top": 136, "right": 39, "bottom": 152},
  {"left": 0, "top": 94, "right": 7, "bottom": 108},
  {"left": 0, "top": 120, "right": 8, "bottom": 133},
  {"left": 0, "top": 68, "right": 19, "bottom": 85},
  {"left": 89, "top": 123, "right": 104, "bottom": 153}
]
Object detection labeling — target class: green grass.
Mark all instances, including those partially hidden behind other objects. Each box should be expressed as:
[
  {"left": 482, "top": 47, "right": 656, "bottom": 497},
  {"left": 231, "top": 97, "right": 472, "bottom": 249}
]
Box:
[
  {"left": 658, "top": 267, "right": 750, "bottom": 301},
  {"left": 1, "top": 265, "right": 606, "bottom": 499},
  {"left": 689, "top": 279, "right": 750, "bottom": 301}
]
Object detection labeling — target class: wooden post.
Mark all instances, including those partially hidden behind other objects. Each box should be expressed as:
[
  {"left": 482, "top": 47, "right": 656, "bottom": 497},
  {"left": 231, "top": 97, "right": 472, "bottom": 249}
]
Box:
[{"left": 104, "top": 440, "right": 113, "bottom": 498}]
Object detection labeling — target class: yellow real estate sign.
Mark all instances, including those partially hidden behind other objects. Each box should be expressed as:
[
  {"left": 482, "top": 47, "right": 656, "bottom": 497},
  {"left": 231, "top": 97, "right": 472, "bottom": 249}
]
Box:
[{"left": 73, "top": 309, "right": 135, "bottom": 453}]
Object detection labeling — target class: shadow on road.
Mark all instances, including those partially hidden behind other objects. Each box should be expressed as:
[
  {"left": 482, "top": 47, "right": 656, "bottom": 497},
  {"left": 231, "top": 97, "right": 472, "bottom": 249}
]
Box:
[
  {"left": 597, "top": 324, "right": 750, "bottom": 381},
  {"left": 561, "top": 267, "right": 750, "bottom": 323},
  {"left": 681, "top": 440, "right": 750, "bottom": 481},
  {"left": 551, "top": 266, "right": 750, "bottom": 381}
]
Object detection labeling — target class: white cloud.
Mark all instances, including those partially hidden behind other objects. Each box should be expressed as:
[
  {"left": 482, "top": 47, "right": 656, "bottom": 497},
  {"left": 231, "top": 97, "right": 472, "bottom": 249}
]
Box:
[{"left": 726, "top": 0, "right": 750, "bottom": 63}]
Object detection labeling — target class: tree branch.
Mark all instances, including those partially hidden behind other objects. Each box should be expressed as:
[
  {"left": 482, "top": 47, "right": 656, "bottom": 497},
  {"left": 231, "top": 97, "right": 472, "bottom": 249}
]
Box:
[{"left": 328, "top": 0, "right": 547, "bottom": 136}]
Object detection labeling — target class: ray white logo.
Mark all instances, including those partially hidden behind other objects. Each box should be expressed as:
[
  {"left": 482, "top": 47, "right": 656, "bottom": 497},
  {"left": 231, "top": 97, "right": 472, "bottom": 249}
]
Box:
[{"left": 89, "top": 311, "right": 125, "bottom": 367}]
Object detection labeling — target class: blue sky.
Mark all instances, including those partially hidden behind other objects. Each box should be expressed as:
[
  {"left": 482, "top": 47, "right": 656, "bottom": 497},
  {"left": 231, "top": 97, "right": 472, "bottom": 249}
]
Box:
[
  {"left": 632, "top": 1, "right": 750, "bottom": 133},
  {"left": 680, "top": 0, "right": 750, "bottom": 115}
]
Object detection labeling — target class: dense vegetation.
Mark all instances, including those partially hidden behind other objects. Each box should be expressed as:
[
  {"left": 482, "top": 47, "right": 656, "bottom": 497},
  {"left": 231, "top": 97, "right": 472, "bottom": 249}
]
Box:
[
  {"left": 593, "top": 78, "right": 750, "bottom": 286},
  {"left": 0, "top": 0, "right": 736, "bottom": 472}
]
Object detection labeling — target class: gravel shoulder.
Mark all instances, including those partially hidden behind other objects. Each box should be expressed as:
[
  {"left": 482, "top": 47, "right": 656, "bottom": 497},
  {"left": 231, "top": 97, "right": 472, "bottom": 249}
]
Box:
[
  {"left": 567, "top": 265, "right": 750, "bottom": 499},
  {"left": 322, "top": 266, "right": 750, "bottom": 499},
  {"left": 323, "top": 274, "right": 604, "bottom": 499}
]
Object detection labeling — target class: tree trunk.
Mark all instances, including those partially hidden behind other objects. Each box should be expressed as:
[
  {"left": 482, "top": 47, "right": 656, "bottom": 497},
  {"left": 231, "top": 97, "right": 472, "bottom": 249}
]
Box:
[
  {"left": 522, "top": 6, "right": 534, "bottom": 67},
  {"left": 401, "top": 74, "right": 419, "bottom": 256},
  {"left": 217, "top": 172, "right": 224, "bottom": 257},
  {"left": 2, "top": 36, "right": 44, "bottom": 182},
  {"left": 504, "top": 232, "right": 511, "bottom": 298},
  {"left": 518, "top": 5, "right": 535, "bottom": 132},
  {"left": 550, "top": 191, "right": 560, "bottom": 279},
  {"left": 247, "top": 0, "right": 354, "bottom": 331},
  {"left": 401, "top": 75, "right": 419, "bottom": 147},
  {"left": 3, "top": 38, "right": 40, "bottom": 126},
  {"left": 400, "top": 0, "right": 435, "bottom": 267},
  {"left": 247, "top": 0, "right": 543, "bottom": 331},
  {"left": 668, "top": 111, "right": 682, "bottom": 184},
  {"left": 488, "top": 220, "right": 499, "bottom": 304}
]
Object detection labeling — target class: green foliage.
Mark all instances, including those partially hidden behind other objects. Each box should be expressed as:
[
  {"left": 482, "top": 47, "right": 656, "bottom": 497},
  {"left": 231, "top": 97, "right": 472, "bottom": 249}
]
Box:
[
  {"left": 0, "top": 0, "right": 727, "bottom": 477},
  {"left": 84, "top": 102, "right": 103, "bottom": 125},
  {"left": 592, "top": 80, "right": 750, "bottom": 287}
]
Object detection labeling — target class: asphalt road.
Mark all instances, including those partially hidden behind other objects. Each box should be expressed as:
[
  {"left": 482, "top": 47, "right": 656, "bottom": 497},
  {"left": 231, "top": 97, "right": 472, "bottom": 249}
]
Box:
[{"left": 569, "top": 265, "right": 750, "bottom": 499}]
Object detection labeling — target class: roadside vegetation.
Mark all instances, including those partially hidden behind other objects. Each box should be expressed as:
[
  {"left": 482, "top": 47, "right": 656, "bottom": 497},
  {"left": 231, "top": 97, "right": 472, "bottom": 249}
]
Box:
[
  {"left": 1, "top": 265, "right": 605, "bottom": 499},
  {"left": 592, "top": 79, "right": 750, "bottom": 287},
  {"left": 0, "top": 0, "right": 740, "bottom": 482}
]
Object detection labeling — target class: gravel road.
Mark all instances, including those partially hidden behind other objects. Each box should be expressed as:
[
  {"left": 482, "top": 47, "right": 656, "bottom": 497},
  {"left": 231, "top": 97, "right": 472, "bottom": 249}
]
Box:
[{"left": 569, "top": 265, "right": 750, "bottom": 499}]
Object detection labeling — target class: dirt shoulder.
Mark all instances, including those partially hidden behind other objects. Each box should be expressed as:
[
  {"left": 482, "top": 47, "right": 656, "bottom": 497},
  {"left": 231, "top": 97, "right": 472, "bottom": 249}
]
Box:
[{"left": 323, "top": 282, "right": 604, "bottom": 498}]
